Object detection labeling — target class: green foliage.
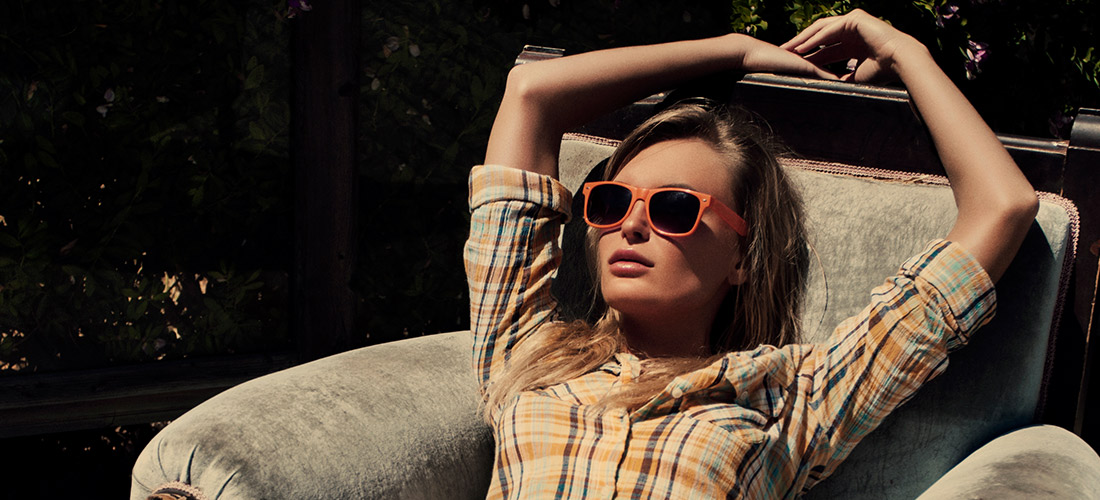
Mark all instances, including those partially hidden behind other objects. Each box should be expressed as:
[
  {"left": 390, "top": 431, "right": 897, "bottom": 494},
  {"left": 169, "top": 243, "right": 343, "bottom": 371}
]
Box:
[
  {"left": 731, "top": 1, "right": 767, "bottom": 36},
  {"left": 786, "top": 1, "right": 853, "bottom": 30},
  {"left": 730, "top": 0, "right": 852, "bottom": 39},
  {"left": 0, "top": 0, "right": 291, "bottom": 373}
]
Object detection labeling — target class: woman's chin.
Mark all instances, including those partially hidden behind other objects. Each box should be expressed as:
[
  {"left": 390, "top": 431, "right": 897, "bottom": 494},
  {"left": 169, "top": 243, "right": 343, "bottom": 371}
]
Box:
[{"left": 602, "top": 288, "right": 667, "bottom": 319}]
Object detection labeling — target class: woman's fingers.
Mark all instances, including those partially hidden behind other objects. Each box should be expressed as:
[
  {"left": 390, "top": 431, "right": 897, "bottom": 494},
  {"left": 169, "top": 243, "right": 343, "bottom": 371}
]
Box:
[
  {"left": 779, "top": 15, "right": 837, "bottom": 53},
  {"left": 782, "top": 9, "right": 917, "bottom": 83},
  {"left": 783, "top": 10, "right": 896, "bottom": 57},
  {"left": 764, "top": 50, "right": 839, "bottom": 79},
  {"left": 777, "top": 60, "right": 839, "bottom": 80},
  {"left": 784, "top": 16, "right": 860, "bottom": 57},
  {"left": 800, "top": 43, "right": 856, "bottom": 67},
  {"left": 841, "top": 59, "right": 890, "bottom": 83}
]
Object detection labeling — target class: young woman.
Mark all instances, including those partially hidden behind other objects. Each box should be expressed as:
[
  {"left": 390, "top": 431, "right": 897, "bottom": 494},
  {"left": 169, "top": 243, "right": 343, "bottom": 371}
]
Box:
[{"left": 464, "top": 10, "right": 1038, "bottom": 499}]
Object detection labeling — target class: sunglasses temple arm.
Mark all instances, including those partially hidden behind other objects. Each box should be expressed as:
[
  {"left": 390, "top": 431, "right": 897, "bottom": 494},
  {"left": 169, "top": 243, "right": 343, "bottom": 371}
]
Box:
[{"left": 711, "top": 202, "right": 749, "bottom": 237}]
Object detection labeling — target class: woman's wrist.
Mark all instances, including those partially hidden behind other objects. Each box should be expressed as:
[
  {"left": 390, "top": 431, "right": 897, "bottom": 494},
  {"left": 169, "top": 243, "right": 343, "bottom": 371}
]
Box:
[
  {"left": 724, "top": 33, "right": 838, "bottom": 79},
  {"left": 720, "top": 33, "right": 759, "bottom": 70},
  {"left": 884, "top": 35, "right": 933, "bottom": 81}
]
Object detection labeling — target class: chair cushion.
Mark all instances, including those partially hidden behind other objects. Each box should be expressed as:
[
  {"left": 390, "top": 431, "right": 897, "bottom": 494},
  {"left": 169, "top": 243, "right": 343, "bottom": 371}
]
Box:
[
  {"left": 130, "top": 331, "right": 492, "bottom": 500},
  {"left": 916, "top": 424, "right": 1100, "bottom": 499}
]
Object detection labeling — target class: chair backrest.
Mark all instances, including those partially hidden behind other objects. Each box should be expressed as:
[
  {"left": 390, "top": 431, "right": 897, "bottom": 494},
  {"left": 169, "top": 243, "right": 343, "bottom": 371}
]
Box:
[{"left": 553, "top": 133, "right": 1077, "bottom": 499}]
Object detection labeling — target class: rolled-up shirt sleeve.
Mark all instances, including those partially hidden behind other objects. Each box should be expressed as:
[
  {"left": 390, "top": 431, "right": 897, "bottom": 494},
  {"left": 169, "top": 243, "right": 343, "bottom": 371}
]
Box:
[
  {"left": 799, "top": 239, "right": 996, "bottom": 485},
  {"left": 464, "top": 165, "right": 573, "bottom": 393}
]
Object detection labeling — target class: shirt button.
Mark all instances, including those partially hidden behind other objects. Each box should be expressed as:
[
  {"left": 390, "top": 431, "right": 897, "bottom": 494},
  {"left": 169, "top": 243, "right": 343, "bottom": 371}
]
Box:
[{"left": 671, "top": 387, "right": 684, "bottom": 399}]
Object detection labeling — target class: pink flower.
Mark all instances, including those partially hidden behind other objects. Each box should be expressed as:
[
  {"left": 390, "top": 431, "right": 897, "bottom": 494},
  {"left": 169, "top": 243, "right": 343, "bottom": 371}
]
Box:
[
  {"left": 287, "top": 0, "right": 312, "bottom": 18},
  {"left": 964, "top": 40, "right": 989, "bottom": 80},
  {"left": 936, "top": 4, "right": 959, "bottom": 28}
]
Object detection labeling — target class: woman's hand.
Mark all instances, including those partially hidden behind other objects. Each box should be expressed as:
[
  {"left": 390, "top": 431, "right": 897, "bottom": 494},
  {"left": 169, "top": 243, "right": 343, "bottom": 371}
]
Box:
[
  {"left": 730, "top": 34, "right": 838, "bottom": 80},
  {"left": 785, "top": 9, "right": 1037, "bottom": 282},
  {"left": 781, "top": 9, "right": 925, "bottom": 84}
]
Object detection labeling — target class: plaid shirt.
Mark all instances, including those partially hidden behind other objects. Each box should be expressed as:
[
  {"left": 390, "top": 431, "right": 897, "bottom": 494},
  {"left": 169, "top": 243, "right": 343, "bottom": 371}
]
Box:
[{"left": 464, "top": 165, "right": 995, "bottom": 499}]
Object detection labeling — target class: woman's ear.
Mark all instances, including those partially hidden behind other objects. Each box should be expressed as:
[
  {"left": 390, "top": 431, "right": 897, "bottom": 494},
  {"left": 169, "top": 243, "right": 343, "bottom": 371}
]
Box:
[{"left": 727, "top": 253, "right": 748, "bottom": 286}]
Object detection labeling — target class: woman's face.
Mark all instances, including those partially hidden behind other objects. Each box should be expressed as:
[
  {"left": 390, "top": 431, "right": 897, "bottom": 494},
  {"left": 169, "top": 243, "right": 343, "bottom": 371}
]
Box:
[{"left": 597, "top": 138, "right": 747, "bottom": 336}]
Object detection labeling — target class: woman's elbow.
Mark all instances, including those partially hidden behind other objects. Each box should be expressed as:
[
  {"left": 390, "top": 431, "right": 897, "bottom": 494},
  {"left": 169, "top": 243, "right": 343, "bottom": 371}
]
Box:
[
  {"left": 1006, "top": 190, "right": 1040, "bottom": 232},
  {"left": 502, "top": 63, "right": 549, "bottom": 108},
  {"left": 976, "top": 184, "right": 1039, "bottom": 235},
  {"left": 954, "top": 189, "right": 1038, "bottom": 247}
]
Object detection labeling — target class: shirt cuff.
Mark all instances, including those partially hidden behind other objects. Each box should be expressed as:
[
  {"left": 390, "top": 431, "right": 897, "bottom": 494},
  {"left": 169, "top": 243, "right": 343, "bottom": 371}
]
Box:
[
  {"left": 468, "top": 165, "right": 573, "bottom": 219},
  {"left": 899, "top": 239, "right": 997, "bottom": 350}
]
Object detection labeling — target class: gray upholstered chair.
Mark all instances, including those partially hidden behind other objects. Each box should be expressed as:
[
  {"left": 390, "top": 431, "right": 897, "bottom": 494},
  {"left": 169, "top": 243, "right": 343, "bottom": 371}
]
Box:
[{"left": 131, "top": 129, "right": 1100, "bottom": 499}]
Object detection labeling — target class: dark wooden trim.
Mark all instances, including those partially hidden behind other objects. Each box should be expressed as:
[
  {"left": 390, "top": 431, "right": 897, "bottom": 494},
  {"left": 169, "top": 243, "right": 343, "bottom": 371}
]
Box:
[
  {"left": 729, "top": 73, "right": 1071, "bottom": 192},
  {"left": 515, "top": 45, "right": 564, "bottom": 65},
  {"left": 1064, "top": 108, "right": 1100, "bottom": 442},
  {"left": 0, "top": 352, "right": 295, "bottom": 438},
  {"left": 290, "top": 0, "right": 361, "bottom": 361}
]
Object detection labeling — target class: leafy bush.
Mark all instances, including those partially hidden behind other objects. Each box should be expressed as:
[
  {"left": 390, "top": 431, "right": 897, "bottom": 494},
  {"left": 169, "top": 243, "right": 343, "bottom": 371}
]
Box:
[
  {"left": 1, "top": 0, "right": 1096, "bottom": 372},
  {"left": 0, "top": 0, "right": 291, "bottom": 373}
]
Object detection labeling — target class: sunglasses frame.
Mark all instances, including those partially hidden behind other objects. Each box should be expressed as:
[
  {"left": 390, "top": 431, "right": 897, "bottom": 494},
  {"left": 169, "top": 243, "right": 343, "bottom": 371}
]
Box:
[{"left": 582, "top": 181, "right": 748, "bottom": 237}]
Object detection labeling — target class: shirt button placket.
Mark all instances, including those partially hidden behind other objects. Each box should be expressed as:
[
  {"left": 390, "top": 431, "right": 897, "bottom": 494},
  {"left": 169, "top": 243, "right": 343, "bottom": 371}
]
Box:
[{"left": 607, "top": 408, "right": 631, "bottom": 499}]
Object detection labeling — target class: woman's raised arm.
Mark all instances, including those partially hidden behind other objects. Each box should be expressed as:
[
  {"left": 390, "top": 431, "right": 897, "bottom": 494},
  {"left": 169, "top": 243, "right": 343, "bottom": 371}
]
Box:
[
  {"left": 783, "top": 10, "right": 1039, "bottom": 282},
  {"left": 485, "top": 35, "right": 836, "bottom": 177}
]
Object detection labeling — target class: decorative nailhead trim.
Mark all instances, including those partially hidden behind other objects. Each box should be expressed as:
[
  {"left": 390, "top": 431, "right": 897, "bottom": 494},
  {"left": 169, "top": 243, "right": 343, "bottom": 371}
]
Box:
[
  {"left": 563, "top": 132, "right": 621, "bottom": 148},
  {"left": 148, "top": 481, "right": 211, "bottom": 500},
  {"left": 782, "top": 157, "right": 951, "bottom": 185},
  {"left": 1033, "top": 191, "right": 1080, "bottom": 421}
]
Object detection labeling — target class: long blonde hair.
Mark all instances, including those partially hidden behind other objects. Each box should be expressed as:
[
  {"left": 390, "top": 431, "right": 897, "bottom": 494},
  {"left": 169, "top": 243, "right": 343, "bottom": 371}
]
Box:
[{"left": 485, "top": 103, "right": 809, "bottom": 419}]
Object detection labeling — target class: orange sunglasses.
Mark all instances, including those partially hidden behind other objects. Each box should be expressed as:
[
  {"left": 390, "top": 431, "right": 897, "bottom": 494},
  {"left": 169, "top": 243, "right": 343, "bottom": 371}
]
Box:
[{"left": 582, "top": 181, "right": 748, "bottom": 237}]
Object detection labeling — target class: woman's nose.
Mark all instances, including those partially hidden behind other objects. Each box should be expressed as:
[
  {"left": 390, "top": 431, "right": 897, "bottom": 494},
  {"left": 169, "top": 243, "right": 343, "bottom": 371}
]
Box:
[{"left": 619, "top": 200, "right": 650, "bottom": 241}]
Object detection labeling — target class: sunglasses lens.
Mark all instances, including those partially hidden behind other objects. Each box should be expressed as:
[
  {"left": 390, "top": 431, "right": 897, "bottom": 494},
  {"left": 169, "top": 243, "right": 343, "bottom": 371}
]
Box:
[
  {"left": 586, "top": 184, "right": 633, "bottom": 226},
  {"left": 650, "top": 191, "right": 700, "bottom": 234}
]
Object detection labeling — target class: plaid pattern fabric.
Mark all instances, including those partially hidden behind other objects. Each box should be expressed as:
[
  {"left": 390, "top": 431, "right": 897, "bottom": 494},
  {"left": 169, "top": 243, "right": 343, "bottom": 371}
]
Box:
[{"left": 465, "top": 165, "right": 996, "bottom": 499}]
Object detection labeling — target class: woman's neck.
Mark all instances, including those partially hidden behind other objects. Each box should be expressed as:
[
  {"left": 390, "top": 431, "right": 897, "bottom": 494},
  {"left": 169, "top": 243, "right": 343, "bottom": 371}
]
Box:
[{"left": 617, "top": 312, "right": 711, "bottom": 358}]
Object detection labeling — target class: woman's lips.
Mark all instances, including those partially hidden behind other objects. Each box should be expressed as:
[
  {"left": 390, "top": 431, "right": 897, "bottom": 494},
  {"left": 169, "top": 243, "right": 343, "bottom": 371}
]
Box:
[{"left": 608, "top": 249, "right": 653, "bottom": 277}]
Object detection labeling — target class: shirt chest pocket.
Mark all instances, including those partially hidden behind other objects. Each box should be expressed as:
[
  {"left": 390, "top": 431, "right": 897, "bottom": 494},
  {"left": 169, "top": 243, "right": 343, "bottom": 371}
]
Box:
[{"left": 686, "top": 403, "right": 773, "bottom": 445}]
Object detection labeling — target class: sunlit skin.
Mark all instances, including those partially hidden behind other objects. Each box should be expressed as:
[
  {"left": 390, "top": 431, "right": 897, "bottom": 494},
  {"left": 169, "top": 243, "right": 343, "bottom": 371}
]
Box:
[{"left": 597, "top": 138, "right": 748, "bottom": 358}]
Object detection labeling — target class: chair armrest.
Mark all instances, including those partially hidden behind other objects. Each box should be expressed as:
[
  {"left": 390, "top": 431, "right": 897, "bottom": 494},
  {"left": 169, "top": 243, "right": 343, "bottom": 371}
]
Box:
[
  {"left": 130, "top": 331, "right": 492, "bottom": 500},
  {"left": 916, "top": 425, "right": 1100, "bottom": 499}
]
